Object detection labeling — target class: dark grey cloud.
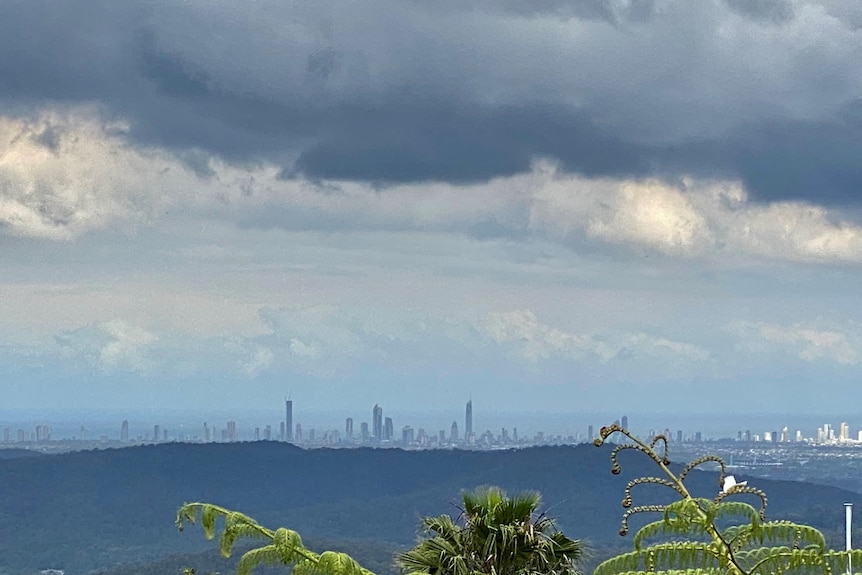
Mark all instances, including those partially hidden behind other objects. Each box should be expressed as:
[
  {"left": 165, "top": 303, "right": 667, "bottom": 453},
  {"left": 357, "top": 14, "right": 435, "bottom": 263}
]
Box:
[
  {"left": 1, "top": 0, "right": 860, "bottom": 206},
  {"left": 723, "top": 0, "right": 795, "bottom": 23},
  {"left": 413, "top": 0, "right": 657, "bottom": 25}
]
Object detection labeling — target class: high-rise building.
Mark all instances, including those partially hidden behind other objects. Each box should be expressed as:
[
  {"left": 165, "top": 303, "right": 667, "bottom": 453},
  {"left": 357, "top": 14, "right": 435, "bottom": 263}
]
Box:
[
  {"left": 203, "top": 422, "right": 211, "bottom": 442},
  {"left": 360, "top": 422, "right": 370, "bottom": 442},
  {"left": 345, "top": 417, "right": 354, "bottom": 440},
  {"left": 372, "top": 404, "right": 383, "bottom": 440},
  {"left": 384, "top": 417, "right": 393, "bottom": 440},
  {"left": 402, "top": 426, "right": 415, "bottom": 444},
  {"left": 153, "top": 424, "right": 161, "bottom": 443},
  {"left": 295, "top": 423, "right": 302, "bottom": 443},
  {"left": 450, "top": 421, "right": 459, "bottom": 442},
  {"left": 587, "top": 425, "right": 593, "bottom": 441},
  {"left": 285, "top": 400, "right": 294, "bottom": 442},
  {"left": 121, "top": 420, "right": 129, "bottom": 442},
  {"left": 621, "top": 415, "right": 629, "bottom": 430},
  {"left": 227, "top": 421, "right": 237, "bottom": 442},
  {"left": 465, "top": 400, "right": 473, "bottom": 440},
  {"left": 264, "top": 425, "right": 272, "bottom": 440}
]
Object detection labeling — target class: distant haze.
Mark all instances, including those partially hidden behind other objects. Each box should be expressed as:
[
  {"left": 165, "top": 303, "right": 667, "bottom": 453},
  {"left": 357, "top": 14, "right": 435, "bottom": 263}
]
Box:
[{"left": 3, "top": 408, "right": 860, "bottom": 443}]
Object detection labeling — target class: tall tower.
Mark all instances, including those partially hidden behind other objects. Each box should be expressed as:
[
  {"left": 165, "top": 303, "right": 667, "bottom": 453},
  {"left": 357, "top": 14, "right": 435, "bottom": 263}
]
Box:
[
  {"left": 621, "top": 415, "right": 629, "bottom": 430},
  {"left": 285, "top": 399, "right": 294, "bottom": 442},
  {"left": 373, "top": 404, "right": 383, "bottom": 440},
  {"left": 120, "top": 420, "right": 129, "bottom": 442},
  {"left": 345, "top": 417, "right": 354, "bottom": 440},
  {"left": 465, "top": 400, "right": 473, "bottom": 440}
]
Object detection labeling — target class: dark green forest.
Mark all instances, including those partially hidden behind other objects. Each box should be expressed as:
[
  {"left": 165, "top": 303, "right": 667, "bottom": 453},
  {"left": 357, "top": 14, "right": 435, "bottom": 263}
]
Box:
[{"left": 1, "top": 442, "right": 859, "bottom": 575}]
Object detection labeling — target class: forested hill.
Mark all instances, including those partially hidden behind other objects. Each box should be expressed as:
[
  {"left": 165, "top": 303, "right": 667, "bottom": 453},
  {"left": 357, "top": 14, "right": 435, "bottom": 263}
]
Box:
[
  {"left": 0, "top": 448, "right": 43, "bottom": 460},
  {"left": 1, "top": 442, "right": 859, "bottom": 575}
]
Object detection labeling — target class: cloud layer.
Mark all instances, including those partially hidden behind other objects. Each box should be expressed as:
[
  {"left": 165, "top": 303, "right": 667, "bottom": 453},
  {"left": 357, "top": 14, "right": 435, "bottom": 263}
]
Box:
[
  {"left": 3, "top": 2, "right": 862, "bottom": 413},
  {"left": 3, "top": 113, "right": 862, "bottom": 265},
  {"left": 1, "top": 0, "right": 861, "bottom": 203}
]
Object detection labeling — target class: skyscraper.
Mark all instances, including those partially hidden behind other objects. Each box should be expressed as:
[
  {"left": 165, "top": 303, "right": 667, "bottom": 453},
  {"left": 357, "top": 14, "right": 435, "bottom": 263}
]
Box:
[
  {"left": 345, "top": 417, "right": 354, "bottom": 440},
  {"left": 465, "top": 400, "right": 473, "bottom": 440},
  {"left": 384, "top": 417, "right": 393, "bottom": 441},
  {"left": 373, "top": 404, "right": 383, "bottom": 440},
  {"left": 120, "top": 420, "right": 129, "bottom": 442},
  {"left": 621, "top": 415, "right": 629, "bottom": 430},
  {"left": 285, "top": 399, "right": 294, "bottom": 442},
  {"left": 450, "top": 421, "right": 459, "bottom": 442}
]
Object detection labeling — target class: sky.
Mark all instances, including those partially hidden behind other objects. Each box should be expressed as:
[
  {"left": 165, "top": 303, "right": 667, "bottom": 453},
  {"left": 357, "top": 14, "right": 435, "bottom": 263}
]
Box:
[{"left": 1, "top": 0, "right": 862, "bottom": 416}]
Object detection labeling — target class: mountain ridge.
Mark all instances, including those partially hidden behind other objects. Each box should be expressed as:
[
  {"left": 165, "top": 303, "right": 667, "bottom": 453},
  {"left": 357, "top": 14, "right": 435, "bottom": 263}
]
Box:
[{"left": 1, "top": 442, "right": 858, "bottom": 575}]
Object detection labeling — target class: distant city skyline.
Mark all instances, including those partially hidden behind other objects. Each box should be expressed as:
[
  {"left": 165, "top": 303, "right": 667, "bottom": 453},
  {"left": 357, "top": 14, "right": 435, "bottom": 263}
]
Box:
[{"left": 7, "top": 400, "right": 862, "bottom": 451}]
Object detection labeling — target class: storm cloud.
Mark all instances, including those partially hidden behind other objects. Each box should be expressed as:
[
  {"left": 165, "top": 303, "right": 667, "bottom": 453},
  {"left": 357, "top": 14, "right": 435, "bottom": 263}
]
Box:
[{"left": 1, "top": 0, "right": 860, "bottom": 204}]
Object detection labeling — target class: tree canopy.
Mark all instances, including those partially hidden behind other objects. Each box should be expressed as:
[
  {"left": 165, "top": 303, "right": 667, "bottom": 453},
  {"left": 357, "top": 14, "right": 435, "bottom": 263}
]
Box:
[{"left": 397, "top": 486, "right": 584, "bottom": 575}]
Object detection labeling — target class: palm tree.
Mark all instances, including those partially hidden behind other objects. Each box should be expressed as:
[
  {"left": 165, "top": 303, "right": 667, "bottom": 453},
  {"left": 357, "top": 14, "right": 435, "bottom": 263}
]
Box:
[{"left": 397, "top": 486, "right": 584, "bottom": 575}]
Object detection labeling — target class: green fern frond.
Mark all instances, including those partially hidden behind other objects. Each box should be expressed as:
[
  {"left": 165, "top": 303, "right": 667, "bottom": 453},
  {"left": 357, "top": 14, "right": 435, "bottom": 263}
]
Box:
[
  {"left": 710, "top": 501, "right": 761, "bottom": 527},
  {"left": 176, "top": 503, "right": 199, "bottom": 531},
  {"left": 271, "top": 527, "right": 308, "bottom": 563},
  {"left": 294, "top": 558, "right": 319, "bottom": 575},
  {"left": 218, "top": 515, "right": 268, "bottom": 558},
  {"left": 623, "top": 477, "right": 686, "bottom": 508},
  {"left": 713, "top": 486, "right": 768, "bottom": 520},
  {"left": 756, "top": 521, "right": 826, "bottom": 552},
  {"left": 677, "top": 455, "right": 727, "bottom": 486},
  {"left": 633, "top": 519, "right": 710, "bottom": 551},
  {"left": 819, "top": 548, "right": 862, "bottom": 574},
  {"left": 663, "top": 498, "right": 712, "bottom": 527},
  {"left": 237, "top": 545, "right": 281, "bottom": 575},
  {"left": 721, "top": 523, "right": 760, "bottom": 552},
  {"left": 315, "top": 551, "right": 368, "bottom": 575},
  {"left": 201, "top": 504, "right": 219, "bottom": 540},
  {"left": 594, "top": 542, "right": 720, "bottom": 575},
  {"left": 738, "top": 546, "right": 828, "bottom": 575}
]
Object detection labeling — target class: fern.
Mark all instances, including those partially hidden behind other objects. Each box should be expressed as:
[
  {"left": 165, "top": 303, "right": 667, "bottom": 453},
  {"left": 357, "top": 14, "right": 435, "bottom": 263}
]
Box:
[
  {"left": 176, "top": 502, "right": 360, "bottom": 575},
  {"left": 593, "top": 422, "right": 859, "bottom": 575}
]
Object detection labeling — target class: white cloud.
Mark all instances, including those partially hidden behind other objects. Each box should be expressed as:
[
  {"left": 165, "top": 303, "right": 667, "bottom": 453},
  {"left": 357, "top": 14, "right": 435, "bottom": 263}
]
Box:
[
  {"left": 735, "top": 320, "right": 861, "bottom": 365},
  {"left": 55, "top": 319, "right": 160, "bottom": 374},
  {"left": 239, "top": 346, "right": 274, "bottom": 377},
  {"left": 586, "top": 181, "right": 710, "bottom": 253},
  {"left": 484, "top": 309, "right": 710, "bottom": 365},
  {"left": 0, "top": 112, "right": 180, "bottom": 239},
  {"left": 4, "top": 111, "right": 862, "bottom": 268}
]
